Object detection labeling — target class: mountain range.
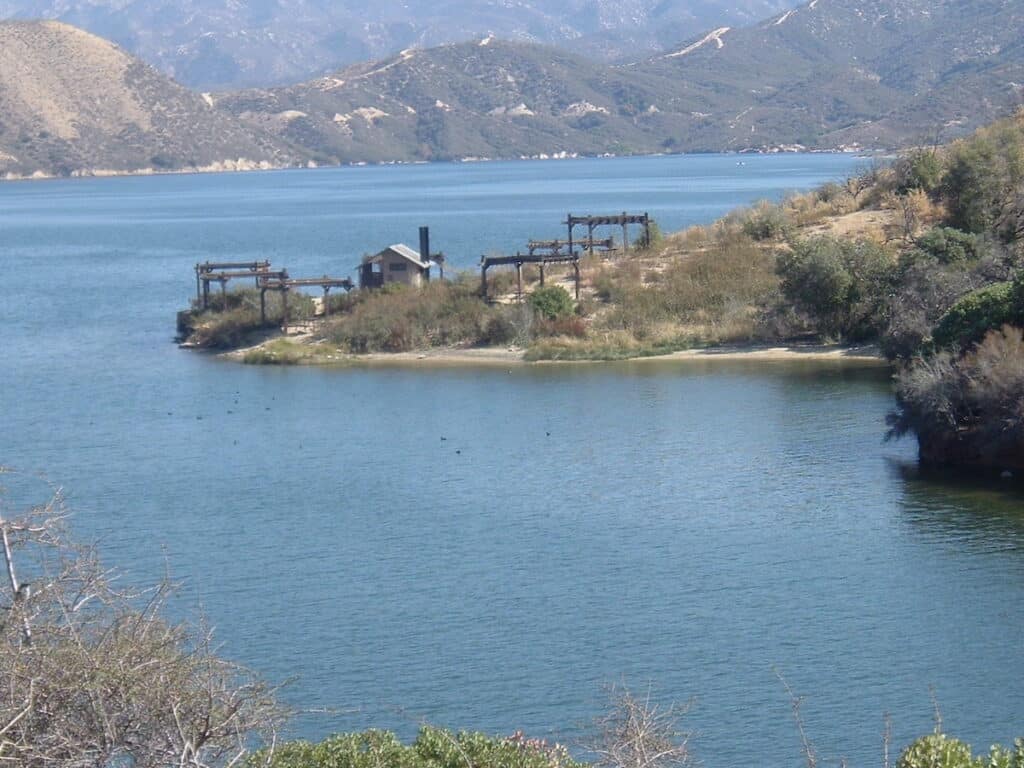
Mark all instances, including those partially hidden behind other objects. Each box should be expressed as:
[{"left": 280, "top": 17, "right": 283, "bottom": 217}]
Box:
[
  {"left": 0, "top": 0, "right": 801, "bottom": 89},
  {"left": 1, "top": 0, "right": 1023, "bottom": 178}
]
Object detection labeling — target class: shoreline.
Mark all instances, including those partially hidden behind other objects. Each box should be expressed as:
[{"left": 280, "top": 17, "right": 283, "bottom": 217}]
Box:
[
  {"left": 2, "top": 147, "right": 880, "bottom": 184},
  {"left": 219, "top": 341, "right": 889, "bottom": 369}
]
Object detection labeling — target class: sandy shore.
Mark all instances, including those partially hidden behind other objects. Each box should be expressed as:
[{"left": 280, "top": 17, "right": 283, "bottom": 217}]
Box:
[{"left": 223, "top": 340, "right": 888, "bottom": 368}]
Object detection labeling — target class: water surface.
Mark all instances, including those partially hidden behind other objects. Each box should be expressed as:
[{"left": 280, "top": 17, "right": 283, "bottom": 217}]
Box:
[{"left": 2, "top": 156, "right": 1022, "bottom": 768}]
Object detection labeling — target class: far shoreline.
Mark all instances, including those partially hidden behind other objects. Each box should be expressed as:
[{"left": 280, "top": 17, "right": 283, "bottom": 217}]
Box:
[{"left": 1, "top": 146, "right": 881, "bottom": 184}]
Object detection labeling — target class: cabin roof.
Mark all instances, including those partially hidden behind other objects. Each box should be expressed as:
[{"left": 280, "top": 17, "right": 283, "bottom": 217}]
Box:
[{"left": 362, "top": 243, "right": 430, "bottom": 269}]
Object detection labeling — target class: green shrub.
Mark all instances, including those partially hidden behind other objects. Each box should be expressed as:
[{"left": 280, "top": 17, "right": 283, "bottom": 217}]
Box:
[
  {"left": 897, "top": 735, "right": 1024, "bottom": 768},
  {"left": 896, "top": 148, "right": 945, "bottom": 195},
  {"left": 638, "top": 219, "right": 663, "bottom": 249},
  {"left": 898, "top": 734, "right": 979, "bottom": 768},
  {"left": 528, "top": 285, "right": 575, "bottom": 320},
  {"left": 776, "top": 236, "right": 894, "bottom": 341},
  {"left": 250, "top": 727, "right": 584, "bottom": 768},
  {"left": 914, "top": 227, "right": 988, "bottom": 265},
  {"left": 932, "top": 281, "right": 1019, "bottom": 350}
]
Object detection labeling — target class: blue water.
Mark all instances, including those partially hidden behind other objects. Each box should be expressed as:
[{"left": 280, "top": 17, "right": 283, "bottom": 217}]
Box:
[{"left": 2, "top": 155, "right": 1023, "bottom": 768}]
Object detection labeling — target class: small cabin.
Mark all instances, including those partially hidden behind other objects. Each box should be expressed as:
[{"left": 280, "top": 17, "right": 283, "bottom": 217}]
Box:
[{"left": 358, "top": 244, "right": 433, "bottom": 289}]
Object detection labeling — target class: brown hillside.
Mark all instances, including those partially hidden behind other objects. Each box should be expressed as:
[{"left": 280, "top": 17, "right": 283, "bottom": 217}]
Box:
[{"left": 0, "top": 21, "right": 300, "bottom": 178}]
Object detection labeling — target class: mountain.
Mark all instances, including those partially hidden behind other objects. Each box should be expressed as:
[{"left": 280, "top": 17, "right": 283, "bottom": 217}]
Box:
[
  {"left": 636, "top": 0, "right": 1024, "bottom": 149},
  {"left": 0, "top": 0, "right": 800, "bottom": 89},
  {"left": 215, "top": 0, "right": 1024, "bottom": 163},
  {"left": 213, "top": 40, "right": 688, "bottom": 163},
  {"left": 0, "top": 21, "right": 299, "bottom": 178},
  {"left": 4, "top": 0, "right": 1024, "bottom": 177}
]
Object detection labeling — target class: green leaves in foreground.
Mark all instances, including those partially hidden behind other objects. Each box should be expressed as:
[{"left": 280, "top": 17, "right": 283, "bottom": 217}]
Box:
[
  {"left": 251, "top": 726, "right": 585, "bottom": 768},
  {"left": 898, "top": 734, "right": 1024, "bottom": 768}
]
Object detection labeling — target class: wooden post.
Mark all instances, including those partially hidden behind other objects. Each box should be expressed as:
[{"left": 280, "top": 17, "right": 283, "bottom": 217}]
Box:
[
  {"left": 622, "top": 212, "right": 629, "bottom": 254},
  {"left": 567, "top": 213, "right": 574, "bottom": 260},
  {"left": 195, "top": 265, "right": 201, "bottom": 306},
  {"left": 282, "top": 288, "right": 289, "bottom": 333},
  {"left": 260, "top": 288, "right": 267, "bottom": 324},
  {"left": 202, "top": 279, "right": 210, "bottom": 310},
  {"left": 481, "top": 264, "right": 488, "bottom": 299},
  {"left": 516, "top": 261, "right": 523, "bottom": 302},
  {"left": 539, "top": 262, "right": 545, "bottom": 287},
  {"left": 323, "top": 286, "right": 330, "bottom": 316},
  {"left": 220, "top": 278, "right": 227, "bottom": 308},
  {"left": 644, "top": 213, "right": 651, "bottom": 249},
  {"left": 573, "top": 260, "right": 581, "bottom": 300},
  {"left": 588, "top": 222, "right": 595, "bottom": 251}
]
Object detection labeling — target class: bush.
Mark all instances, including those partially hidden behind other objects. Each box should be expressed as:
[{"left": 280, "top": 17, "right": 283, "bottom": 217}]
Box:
[
  {"left": 932, "top": 281, "right": 1019, "bottom": 350},
  {"left": 881, "top": 259, "right": 978, "bottom": 359},
  {"left": 1, "top": 481, "right": 282, "bottom": 767},
  {"left": 896, "top": 148, "right": 945, "bottom": 195},
  {"left": 914, "top": 227, "right": 988, "bottom": 265},
  {"left": 897, "top": 734, "right": 978, "bottom": 768},
  {"left": 776, "top": 236, "right": 895, "bottom": 341},
  {"left": 324, "top": 280, "right": 499, "bottom": 353},
  {"left": 251, "top": 726, "right": 584, "bottom": 768},
  {"left": 528, "top": 285, "right": 575, "bottom": 320},
  {"left": 897, "top": 734, "right": 1024, "bottom": 768},
  {"left": 181, "top": 288, "right": 315, "bottom": 349},
  {"left": 741, "top": 202, "right": 790, "bottom": 241},
  {"left": 889, "top": 325, "right": 1024, "bottom": 466}
]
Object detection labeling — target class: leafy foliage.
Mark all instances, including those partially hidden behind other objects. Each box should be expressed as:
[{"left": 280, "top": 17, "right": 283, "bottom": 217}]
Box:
[
  {"left": 251, "top": 726, "right": 584, "bottom": 768},
  {"left": 776, "top": 236, "right": 894, "bottom": 341},
  {"left": 913, "top": 227, "right": 988, "bottom": 265},
  {"left": 897, "top": 734, "right": 1024, "bottom": 768},
  {"left": 932, "top": 282, "right": 1020, "bottom": 350},
  {"left": 528, "top": 285, "right": 576, "bottom": 320}
]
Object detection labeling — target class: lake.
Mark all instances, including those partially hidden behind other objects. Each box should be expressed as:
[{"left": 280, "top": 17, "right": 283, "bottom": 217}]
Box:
[{"left": 2, "top": 155, "right": 1022, "bottom": 768}]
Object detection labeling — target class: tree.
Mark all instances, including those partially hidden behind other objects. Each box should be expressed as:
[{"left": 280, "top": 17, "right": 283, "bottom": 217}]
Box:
[
  {"left": 0, "top": 470, "right": 285, "bottom": 767},
  {"left": 776, "top": 236, "right": 894, "bottom": 341}
]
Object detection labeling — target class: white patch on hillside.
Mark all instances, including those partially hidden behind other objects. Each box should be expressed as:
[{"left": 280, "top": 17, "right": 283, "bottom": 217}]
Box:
[
  {"left": 562, "top": 101, "right": 609, "bottom": 117},
  {"left": 201, "top": 92, "right": 215, "bottom": 107},
  {"left": 276, "top": 110, "right": 307, "bottom": 121},
  {"left": 490, "top": 103, "right": 535, "bottom": 116},
  {"left": 435, "top": 100, "right": 452, "bottom": 111},
  {"left": 352, "top": 107, "right": 389, "bottom": 123},
  {"left": 773, "top": 9, "right": 796, "bottom": 25},
  {"left": 808, "top": 0, "right": 819, "bottom": 8},
  {"left": 479, "top": 33, "right": 495, "bottom": 46},
  {"left": 665, "top": 27, "right": 730, "bottom": 58}
]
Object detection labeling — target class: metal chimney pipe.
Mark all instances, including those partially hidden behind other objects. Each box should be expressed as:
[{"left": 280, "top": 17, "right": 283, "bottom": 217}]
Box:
[{"left": 419, "top": 226, "right": 430, "bottom": 264}]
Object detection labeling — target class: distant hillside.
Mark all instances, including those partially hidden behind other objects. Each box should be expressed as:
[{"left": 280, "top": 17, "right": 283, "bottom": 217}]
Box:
[
  {"left": 0, "top": 0, "right": 800, "bottom": 89},
  {"left": 0, "top": 21, "right": 298, "bottom": 178},
  {"left": 213, "top": 40, "right": 689, "bottom": 163},
  {"left": 215, "top": 0, "right": 1024, "bottom": 164},
  {"left": 636, "top": 0, "right": 1024, "bottom": 149},
  {"left": 5, "top": 0, "right": 1024, "bottom": 176}
]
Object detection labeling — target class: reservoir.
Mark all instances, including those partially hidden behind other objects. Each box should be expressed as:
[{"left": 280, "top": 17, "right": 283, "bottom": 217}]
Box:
[{"left": 1, "top": 155, "right": 1022, "bottom": 767}]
